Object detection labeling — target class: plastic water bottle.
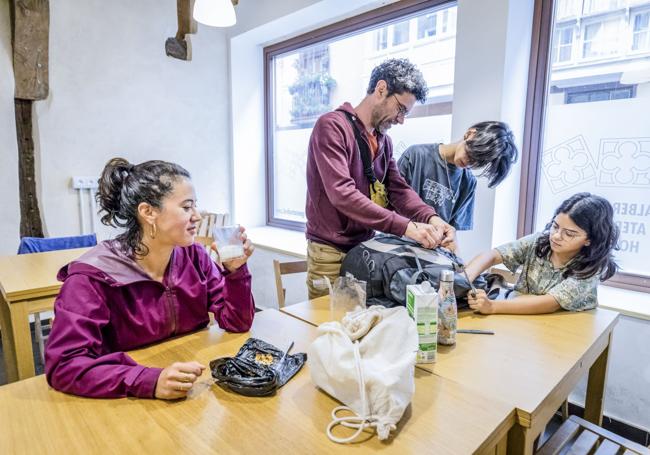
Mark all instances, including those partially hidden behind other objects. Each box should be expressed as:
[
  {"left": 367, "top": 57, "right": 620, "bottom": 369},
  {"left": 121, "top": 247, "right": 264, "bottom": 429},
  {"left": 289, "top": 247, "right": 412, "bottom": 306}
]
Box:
[{"left": 437, "top": 269, "right": 457, "bottom": 345}]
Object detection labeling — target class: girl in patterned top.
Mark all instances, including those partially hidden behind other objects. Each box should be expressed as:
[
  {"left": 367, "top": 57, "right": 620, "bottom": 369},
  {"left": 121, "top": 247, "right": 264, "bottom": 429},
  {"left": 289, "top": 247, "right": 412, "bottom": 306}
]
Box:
[{"left": 464, "top": 193, "right": 619, "bottom": 314}]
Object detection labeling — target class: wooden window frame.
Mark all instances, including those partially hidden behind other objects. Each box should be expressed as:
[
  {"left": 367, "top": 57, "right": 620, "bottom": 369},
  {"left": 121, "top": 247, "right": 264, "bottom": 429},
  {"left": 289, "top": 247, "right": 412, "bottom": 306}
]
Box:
[
  {"left": 263, "top": 0, "right": 454, "bottom": 231},
  {"left": 519, "top": 0, "right": 650, "bottom": 293}
]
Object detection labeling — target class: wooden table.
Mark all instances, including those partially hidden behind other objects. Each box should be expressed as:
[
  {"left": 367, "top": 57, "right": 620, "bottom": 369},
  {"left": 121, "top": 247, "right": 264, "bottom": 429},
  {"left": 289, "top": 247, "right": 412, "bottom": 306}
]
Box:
[
  {"left": 0, "top": 309, "right": 515, "bottom": 454},
  {"left": 0, "top": 248, "right": 88, "bottom": 382},
  {"left": 281, "top": 297, "right": 620, "bottom": 455}
]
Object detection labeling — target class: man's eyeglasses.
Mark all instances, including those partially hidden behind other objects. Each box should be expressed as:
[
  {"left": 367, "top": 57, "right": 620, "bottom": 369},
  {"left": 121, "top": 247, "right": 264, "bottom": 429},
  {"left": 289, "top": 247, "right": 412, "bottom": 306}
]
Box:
[
  {"left": 391, "top": 94, "right": 409, "bottom": 118},
  {"left": 549, "top": 221, "right": 586, "bottom": 241}
]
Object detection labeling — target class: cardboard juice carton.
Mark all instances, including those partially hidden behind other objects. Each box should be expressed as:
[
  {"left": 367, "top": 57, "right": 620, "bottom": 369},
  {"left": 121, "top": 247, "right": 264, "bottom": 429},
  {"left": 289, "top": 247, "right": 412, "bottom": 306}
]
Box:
[{"left": 406, "top": 282, "right": 439, "bottom": 364}]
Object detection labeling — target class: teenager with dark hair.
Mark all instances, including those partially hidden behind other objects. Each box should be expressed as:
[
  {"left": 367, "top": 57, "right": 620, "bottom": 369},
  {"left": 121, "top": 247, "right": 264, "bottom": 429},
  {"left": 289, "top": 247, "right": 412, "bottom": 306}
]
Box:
[
  {"left": 306, "top": 58, "right": 457, "bottom": 299},
  {"left": 45, "top": 158, "right": 255, "bottom": 399},
  {"left": 464, "top": 192, "right": 619, "bottom": 314},
  {"left": 397, "top": 121, "right": 518, "bottom": 230}
]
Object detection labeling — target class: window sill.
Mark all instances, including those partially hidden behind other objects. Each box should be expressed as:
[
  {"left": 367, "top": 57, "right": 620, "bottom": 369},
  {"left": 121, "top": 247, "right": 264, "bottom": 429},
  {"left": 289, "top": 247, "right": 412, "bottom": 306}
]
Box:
[
  {"left": 247, "top": 226, "right": 307, "bottom": 258},
  {"left": 598, "top": 285, "right": 650, "bottom": 321}
]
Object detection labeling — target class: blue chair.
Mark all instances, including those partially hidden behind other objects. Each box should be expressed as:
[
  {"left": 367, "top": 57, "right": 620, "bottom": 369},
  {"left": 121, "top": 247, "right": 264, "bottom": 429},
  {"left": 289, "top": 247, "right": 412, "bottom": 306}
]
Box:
[
  {"left": 17, "top": 234, "right": 98, "bottom": 364},
  {"left": 17, "top": 234, "right": 97, "bottom": 254}
]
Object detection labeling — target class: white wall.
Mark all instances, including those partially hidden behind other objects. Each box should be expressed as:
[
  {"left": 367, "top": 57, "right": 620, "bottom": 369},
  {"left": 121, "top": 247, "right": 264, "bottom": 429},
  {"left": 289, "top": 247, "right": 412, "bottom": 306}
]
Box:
[
  {"left": 0, "top": 0, "right": 231, "bottom": 254},
  {"left": 0, "top": 0, "right": 20, "bottom": 253},
  {"left": 227, "top": 0, "right": 321, "bottom": 37},
  {"left": 452, "top": 0, "right": 533, "bottom": 258}
]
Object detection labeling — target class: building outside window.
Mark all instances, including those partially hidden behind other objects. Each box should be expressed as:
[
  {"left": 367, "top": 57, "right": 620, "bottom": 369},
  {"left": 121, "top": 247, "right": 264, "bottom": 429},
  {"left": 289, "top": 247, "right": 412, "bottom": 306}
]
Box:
[
  {"left": 392, "top": 20, "right": 411, "bottom": 46},
  {"left": 584, "top": 0, "right": 622, "bottom": 14},
  {"left": 564, "top": 82, "right": 636, "bottom": 103},
  {"left": 266, "top": 1, "right": 457, "bottom": 228},
  {"left": 582, "top": 19, "right": 622, "bottom": 58},
  {"left": 523, "top": 0, "right": 650, "bottom": 291},
  {"left": 553, "top": 26, "right": 574, "bottom": 62},
  {"left": 556, "top": 0, "right": 582, "bottom": 18},
  {"left": 417, "top": 13, "right": 437, "bottom": 39},
  {"left": 375, "top": 27, "right": 388, "bottom": 51},
  {"left": 632, "top": 11, "right": 650, "bottom": 51}
]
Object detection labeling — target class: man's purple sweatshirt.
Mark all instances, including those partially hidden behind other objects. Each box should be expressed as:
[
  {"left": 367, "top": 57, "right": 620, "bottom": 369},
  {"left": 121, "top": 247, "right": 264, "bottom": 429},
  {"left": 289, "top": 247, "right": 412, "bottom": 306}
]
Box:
[{"left": 306, "top": 102, "right": 436, "bottom": 251}]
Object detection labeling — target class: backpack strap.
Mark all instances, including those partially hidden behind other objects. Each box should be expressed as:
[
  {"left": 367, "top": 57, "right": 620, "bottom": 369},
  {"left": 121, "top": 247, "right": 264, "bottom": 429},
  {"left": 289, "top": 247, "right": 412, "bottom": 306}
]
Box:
[
  {"left": 405, "top": 246, "right": 434, "bottom": 285},
  {"left": 338, "top": 110, "right": 377, "bottom": 184}
]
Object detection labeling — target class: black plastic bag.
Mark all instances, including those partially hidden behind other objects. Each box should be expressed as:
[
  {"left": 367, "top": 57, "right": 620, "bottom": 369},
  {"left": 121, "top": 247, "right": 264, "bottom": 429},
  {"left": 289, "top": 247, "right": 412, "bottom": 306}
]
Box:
[{"left": 210, "top": 338, "right": 307, "bottom": 397}]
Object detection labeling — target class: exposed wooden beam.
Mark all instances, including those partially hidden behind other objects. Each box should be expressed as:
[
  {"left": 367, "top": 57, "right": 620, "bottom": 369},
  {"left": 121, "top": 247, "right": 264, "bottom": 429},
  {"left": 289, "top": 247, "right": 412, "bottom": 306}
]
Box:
[
  {"left": 12, "top": 0, "right": 49, "bottom": 100},
  {"left": 15, "top": 99, "right": 44, "bottom": 238},
  {"left": 165, "top": 0, "right": 197, "bottom": 61},
  {"left": 11, "top": 0, "right": 48, "bottom": 238}
]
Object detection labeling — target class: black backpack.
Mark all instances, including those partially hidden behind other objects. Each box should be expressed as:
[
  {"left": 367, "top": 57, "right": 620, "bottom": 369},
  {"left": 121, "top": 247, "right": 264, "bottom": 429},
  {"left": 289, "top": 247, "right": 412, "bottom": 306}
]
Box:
[{"left": 340, "top": 234, "right": 487, "bottom": 308}]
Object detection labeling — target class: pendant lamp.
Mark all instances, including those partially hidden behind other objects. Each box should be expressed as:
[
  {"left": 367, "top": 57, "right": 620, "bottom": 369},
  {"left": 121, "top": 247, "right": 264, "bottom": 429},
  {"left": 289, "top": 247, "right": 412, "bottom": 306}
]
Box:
[{"left": 193, "top": 0, "right": 237, "bottom": 27}]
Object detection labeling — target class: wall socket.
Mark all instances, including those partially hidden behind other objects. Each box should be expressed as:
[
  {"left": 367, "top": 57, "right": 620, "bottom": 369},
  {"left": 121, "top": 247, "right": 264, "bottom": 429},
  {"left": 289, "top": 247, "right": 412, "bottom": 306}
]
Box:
[{"left": 71, "top": 176, "right": 99, "bottom": 189}]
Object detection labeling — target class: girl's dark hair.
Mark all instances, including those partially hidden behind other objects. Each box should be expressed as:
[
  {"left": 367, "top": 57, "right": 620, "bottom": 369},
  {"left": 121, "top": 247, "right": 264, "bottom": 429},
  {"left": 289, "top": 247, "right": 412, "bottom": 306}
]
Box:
[
  {"left": 466, "top": 121, "right": 518, "bottom": 188},
  {"left": 535, "top": 192, "right": 619, "bottom": 281},
  {"left": 97, "top": 157, "right": 191, "bottom": 257}
]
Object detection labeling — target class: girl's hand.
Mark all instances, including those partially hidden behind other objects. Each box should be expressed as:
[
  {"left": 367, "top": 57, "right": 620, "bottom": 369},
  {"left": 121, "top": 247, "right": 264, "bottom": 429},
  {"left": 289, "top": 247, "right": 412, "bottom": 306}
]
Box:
[
  {"left": 467, "top": 289, "right": 496, "bottom": 315},
  {"left": 212, "top": 226, "right": 255, "bottom": 273},
  {"left": 155, "top": 361, "right": 206, "bottom": 400}
]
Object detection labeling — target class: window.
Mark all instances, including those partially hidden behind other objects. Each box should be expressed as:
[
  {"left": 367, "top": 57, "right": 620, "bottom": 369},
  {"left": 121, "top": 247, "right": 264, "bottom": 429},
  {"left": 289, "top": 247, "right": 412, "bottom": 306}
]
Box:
[
  {"left": 565, "top": 83, "right": 636, "bottom": 103},
  {"left": 392, "top": 20, "right": 410, "bottom": 46},
  {"left": 582, "top": 19, "right": 622, "bottom": 58},
  {"left": 265, "top": 1, "right": 457, "bottom": 229},
  {"left": 521, "top": 0, "right": 650, "bottom": 292},
  {"left": 417, "top": 13, "right": 437, "bottom": 39},
  {"left": 552, "top": 26, "right": 574, "bottom": 63},
  {"left": 375, "top": 27, "right": 388, "bottom": 51},
  {"left": 632, "top": 12, "right": 650, "bottom": 52}
]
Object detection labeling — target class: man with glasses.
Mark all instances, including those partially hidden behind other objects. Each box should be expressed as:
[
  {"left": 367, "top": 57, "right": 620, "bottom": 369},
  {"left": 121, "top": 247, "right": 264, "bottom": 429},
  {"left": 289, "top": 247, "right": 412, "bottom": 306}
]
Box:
[{"left": 305, "top": 58, "right": 456, "bottom": 298}]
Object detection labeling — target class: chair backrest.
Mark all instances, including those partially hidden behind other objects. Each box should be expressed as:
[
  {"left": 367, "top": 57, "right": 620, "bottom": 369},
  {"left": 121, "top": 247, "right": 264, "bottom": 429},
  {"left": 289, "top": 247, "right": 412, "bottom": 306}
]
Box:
[
  {"left": 489, "top": 266, "right": 518, "bottom": 284},
  {"left": 273, "top": 259, "right": 308, "bottom": 308},
  {"left": 17, "top": 234, "right": 98, "bottom": 255},
  {"left": 195, "top": 212, "right": 229, "bottom": 247},
  {"left": 537, "top": 415, "right": 650, "bottom": 455}
]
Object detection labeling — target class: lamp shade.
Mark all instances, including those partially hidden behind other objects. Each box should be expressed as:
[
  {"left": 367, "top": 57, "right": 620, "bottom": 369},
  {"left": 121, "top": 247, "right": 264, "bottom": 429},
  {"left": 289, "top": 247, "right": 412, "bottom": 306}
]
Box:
[{"left": 193, "top": 0, "right": 236, "bottom": 27}]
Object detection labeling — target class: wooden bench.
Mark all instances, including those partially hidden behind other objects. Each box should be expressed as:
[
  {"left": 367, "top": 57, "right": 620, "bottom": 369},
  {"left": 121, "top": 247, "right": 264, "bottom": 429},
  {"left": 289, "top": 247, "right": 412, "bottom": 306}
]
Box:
[{"left": 537, "top": 415, "right": 650, "bottom": 455}]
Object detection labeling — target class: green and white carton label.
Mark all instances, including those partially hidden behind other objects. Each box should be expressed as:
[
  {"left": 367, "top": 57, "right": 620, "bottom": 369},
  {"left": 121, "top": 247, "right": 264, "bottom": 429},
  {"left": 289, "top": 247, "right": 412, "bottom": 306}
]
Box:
[{"left": 406, "top": 282, "right": 439, "bottom": 364}]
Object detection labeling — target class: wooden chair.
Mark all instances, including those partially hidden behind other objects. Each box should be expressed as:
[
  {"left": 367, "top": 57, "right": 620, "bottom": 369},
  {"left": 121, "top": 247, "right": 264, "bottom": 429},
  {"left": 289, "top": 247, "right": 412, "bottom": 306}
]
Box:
[
  {"left": 195, "top": 212, "right": 228, "bottom": 248},
  {"left": 537, "top": 415, "right": 650, "bottom": 455},
  {"left": 273, "top": 259, "right": 308, "bottom": 308}
]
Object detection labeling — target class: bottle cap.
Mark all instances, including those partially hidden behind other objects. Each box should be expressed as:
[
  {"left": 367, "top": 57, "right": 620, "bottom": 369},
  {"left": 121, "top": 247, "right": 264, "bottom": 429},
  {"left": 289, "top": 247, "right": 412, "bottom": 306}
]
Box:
[{"left": 440, "top": 269, "right": 454, "bottom": 282}]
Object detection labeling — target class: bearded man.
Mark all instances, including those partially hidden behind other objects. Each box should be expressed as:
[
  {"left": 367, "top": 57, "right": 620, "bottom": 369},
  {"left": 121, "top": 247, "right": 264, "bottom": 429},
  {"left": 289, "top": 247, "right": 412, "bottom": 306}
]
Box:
[{"left": 305, "top": 58, "right": 456, "bottom": 298}]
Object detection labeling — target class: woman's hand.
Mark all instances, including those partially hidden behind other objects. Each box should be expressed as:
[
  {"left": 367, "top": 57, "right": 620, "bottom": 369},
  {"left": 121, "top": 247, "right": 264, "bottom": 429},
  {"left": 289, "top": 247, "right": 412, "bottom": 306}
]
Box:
[
  {"left": 467, "top": 289, "right": 497, "bottom": 315},
  {"left": 154, "top": 361, "right": 206, "bottom": 400},
  {"left": 212, "top": 225, "right": 255, "bottom": 273}
]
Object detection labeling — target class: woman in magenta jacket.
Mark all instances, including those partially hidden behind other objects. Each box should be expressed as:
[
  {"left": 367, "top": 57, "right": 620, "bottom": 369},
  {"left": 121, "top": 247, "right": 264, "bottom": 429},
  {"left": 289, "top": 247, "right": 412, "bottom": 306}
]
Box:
[{"left": 45, "top": 158, "right": 255, "bottom": 399}]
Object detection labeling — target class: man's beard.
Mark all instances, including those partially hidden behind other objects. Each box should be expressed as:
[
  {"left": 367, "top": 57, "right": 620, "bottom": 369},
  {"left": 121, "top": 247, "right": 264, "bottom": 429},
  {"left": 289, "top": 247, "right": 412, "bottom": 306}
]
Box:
[{"left": 370, "top": 109, "right": 391, "bottom": 135}]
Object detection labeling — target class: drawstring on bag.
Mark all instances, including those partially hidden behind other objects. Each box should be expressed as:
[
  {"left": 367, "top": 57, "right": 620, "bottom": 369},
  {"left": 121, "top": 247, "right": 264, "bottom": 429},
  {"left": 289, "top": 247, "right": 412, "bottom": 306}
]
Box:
[{"left": 325, "top": 341, "right": 396, "bottom": 443}]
